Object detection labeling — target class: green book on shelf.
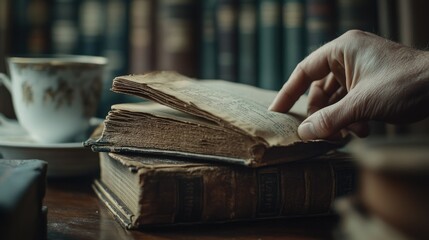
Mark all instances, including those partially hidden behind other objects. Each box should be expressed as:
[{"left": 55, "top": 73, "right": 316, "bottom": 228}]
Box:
[
  {"left": 238, "top": 0, "right": 258, "bottom": 86},
  {"left": 216, "top": 0, "right": 239, "bottom": 82},
  {"left": 200, "top": 0, "right": 218, "bottom": 79},
  {"left": 258, "top": 0, "right": 282, "bottom": 90},
  {"left": 283, "top": 0, "right": 306, "bottom": 81},
  {"left": 93, "top": 151, "right": 356, "bottom": 228},
  {"left": 0, "top": 159, "right": 48, "bottom": 240}
]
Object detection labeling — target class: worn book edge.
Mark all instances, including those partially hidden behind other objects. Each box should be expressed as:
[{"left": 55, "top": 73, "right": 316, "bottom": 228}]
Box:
[
  {"left": 93, "top": 177, "right": 334, "bottom": 229},
  {"left": 85, "top": 118, "right": 345, "bottom": 167},
  {"left": 95, "top": 151, "right": 357, "bottom": 228},
  {"left": 92, "top": 180, "right": 135, "bottom": 229}
]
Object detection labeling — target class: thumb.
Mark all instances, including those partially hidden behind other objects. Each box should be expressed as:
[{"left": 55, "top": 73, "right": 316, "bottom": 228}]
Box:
[{"left": 298, "top": 97, "right": 356, "bottom": 140}]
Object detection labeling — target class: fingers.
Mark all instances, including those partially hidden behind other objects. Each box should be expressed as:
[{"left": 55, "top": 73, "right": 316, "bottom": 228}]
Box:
[
  {"left": 307, "top": 73, "right": 342, "bottom": 115},
  {"left": 269, "top": 42, "right": 335, "bottom": 112},
  {"left": 298, "top": 95, "right": 356, "bottom": 140}
]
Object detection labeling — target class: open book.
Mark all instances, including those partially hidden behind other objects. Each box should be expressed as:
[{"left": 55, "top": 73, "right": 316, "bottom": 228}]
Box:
[{"left": 86, "top": 71, "right": 346, "bottom": 167}]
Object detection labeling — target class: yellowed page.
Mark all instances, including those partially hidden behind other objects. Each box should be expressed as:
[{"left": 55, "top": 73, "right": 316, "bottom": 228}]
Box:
[{"left": 113, "top": 72, "right": 308, "bottom": 146}]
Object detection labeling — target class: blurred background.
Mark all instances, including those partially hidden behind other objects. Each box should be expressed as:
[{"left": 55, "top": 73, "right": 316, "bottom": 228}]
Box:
[{"left": 0, "top": 0, "right": 428, "bottom": 133}]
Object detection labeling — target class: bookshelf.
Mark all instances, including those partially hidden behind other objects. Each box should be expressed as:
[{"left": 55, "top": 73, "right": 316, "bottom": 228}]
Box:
[{"left": 0, "top": 0, "right": 428, "bottom": 123}]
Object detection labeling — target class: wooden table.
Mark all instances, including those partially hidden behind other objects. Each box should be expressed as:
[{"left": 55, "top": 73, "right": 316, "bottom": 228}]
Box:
[{"left": 45, "top": 176, "right": 338, "bottom": 240}]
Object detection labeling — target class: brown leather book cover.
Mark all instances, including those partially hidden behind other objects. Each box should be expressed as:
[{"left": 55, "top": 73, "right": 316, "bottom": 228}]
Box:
[{"left": 93, "top": 151, "right": 356, "bottom": 228}]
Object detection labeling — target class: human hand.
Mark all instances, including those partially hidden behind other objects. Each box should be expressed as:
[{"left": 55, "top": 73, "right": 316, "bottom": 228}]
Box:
[{"left": 269, "top": 30, "right": 429, "bottom": 140}]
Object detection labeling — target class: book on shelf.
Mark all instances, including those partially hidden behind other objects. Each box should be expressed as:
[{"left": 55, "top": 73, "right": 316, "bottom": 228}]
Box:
[
  {"left": 97, "top": 0, "right": 131, "bottom": 117},
  {"left": 377, "top": 0, "right": 399, "bottom": 42},
  {"left": 0, "top": 159, "right": 48, "bottom": 240},
  {"left": 129, "top": 0, "right": 156, "bottom": 75},
  {"left": 85, "top": 71, "right": 346, "bottom": 167},
  {"left": 337, "top": 0, "right": 378, "bottom": 34},
  {"left": 305, "top": 0, "right": 336, "bottom": 54},
  {"left": 200, "top": 0, "right": 218, "bottom": 79},
  {"left": 78, "top": 0, "right": 105, "bottom": 56},
  {"left": 93, "top": 151, "right": 356, "bottom": 228},
  {"left": 238, "top": 0, "right": 258, "bottom": 86},
  {"left": 51, "top": 0, "right": 79, "bottom": 54},
  {"left": 397, "top": 0, "right": 429, "bottom": 50},
  {"left": 257, "top": 0, "right": 282, "bottom": 90},
  {"left": 283, "top": 0, "right": 306, "bottom": 81},
  {"left": 216, "top": 0, "right": 239, "bottom": 82},
  {"left": 156, "top": 0, "right": 199, "bottom": 78}
]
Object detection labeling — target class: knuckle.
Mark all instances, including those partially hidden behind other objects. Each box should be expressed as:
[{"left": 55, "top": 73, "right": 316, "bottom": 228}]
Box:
[{"left": 344, "top": 29, "right": 365, "bottom": 38}]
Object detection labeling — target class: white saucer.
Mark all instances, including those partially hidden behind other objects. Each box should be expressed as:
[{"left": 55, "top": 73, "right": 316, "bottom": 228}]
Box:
[{"left": 0, "top": 114, "right": 101, "bottom": 177}]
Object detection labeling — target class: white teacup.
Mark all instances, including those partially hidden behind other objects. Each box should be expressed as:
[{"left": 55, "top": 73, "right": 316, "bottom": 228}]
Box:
[{"left": 0, "top": 55, "right": 107, "bottom": 143}]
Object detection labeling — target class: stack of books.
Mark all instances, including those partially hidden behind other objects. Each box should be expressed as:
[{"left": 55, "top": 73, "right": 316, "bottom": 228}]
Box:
[{"left": 85, "top": 71, "right": 356, "bottom": 228}]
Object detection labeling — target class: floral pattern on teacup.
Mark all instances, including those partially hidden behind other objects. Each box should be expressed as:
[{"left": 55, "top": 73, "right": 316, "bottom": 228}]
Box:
[
  {"left": 81, "top": 76, "right": 102, "bottom": 118},
  {"left": 22, "top": 81, "right": 34, "bottom": 106},
  {"left": 20, "top": 76, "right": 101, "bottom": 117},
  {"left": 43, "top": 78, "right": 74, "bottom": 109}
]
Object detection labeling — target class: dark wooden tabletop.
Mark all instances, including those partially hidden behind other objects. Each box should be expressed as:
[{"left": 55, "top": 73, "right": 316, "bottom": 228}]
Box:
[{"left": 45, "top": 176, "right": 338, "bottom": 240}]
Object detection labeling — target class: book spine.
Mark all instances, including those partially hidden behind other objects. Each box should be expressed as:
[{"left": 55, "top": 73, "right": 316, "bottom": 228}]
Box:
[
  {"left": 258, "top": 0, "right": 282, "bottom": 90},
  {"left": 123, "top": 0, "right": 157, "bottom": 104},
  {"left": 283, "top": 0, "right": 306, "bottom": 81},
  {"left": 137, "top": 158, "right": 355, "bottom": 225},
  {"left": 238, "top": 0, "right": 258, "bottom": 86},
  {"left": 377, "top": 0, "right": 398, "bottom": 41},
  {"left": 200, "top": 0, "right": 218, "bottom": 79},
  {"left": 9, "top": 0, "right": 30, "bottom": 55},
  {"left": 216, "top": 0, "right": 239, "bottom": 82},
  {"left": 28, "top": 0, "right": 52, "bottom": 54},
  {"left": 129, "top": 0, "right": 156, "bottom": 74},
  {"left": 305, "top": 0, "right": 336, "bottom": 54},
  {"left": 51, "top": 0, "right": 80, "bottom": 54},
  {"left": 10, "top": 0, "right": 52, "bottom": 55},
  {"left": 97, "top": 0, "right": 131, "bottom": 117},
  {"left": 337, "top": 0, "right": 377, "bottom": 34},
  {"left": 398, "top": 0, "right": 429, "bottom": 49},
  {"left": 156, "top": 0, "right": 199, "bottom": 78},
  {"left": 78, "top": 0, "right": 105, "bottom": 56}
]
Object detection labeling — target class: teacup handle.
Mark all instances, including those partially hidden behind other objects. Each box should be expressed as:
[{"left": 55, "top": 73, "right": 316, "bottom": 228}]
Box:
[{"left": 0, "top": 73, "right": 11, "bottom": 92}]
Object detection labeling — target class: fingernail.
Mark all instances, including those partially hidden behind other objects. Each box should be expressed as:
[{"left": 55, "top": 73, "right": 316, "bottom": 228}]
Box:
[{"left": 298, "top": 122, "right": 317, "bottom": 140}]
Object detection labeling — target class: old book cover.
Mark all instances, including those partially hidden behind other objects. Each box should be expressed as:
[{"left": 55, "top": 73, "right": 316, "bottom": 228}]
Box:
[
  {"left": 86, "top": 71, "right": 347, "bottom": 167},
  {"left": 0, "top": 159, "right": 47, "bottom": 240},
  {"left": 93, "top": 151, "right": 356, "bottom": 228}
]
